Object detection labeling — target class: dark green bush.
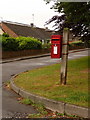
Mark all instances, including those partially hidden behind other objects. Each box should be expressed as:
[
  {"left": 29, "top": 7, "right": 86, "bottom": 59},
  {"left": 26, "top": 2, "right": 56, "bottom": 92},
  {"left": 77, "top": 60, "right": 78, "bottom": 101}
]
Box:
[
  {"left": 2, "top": 33, "right": 9, "bottom": 37},
  {"left": 2, "top": 36, "right": 42, "bottom": 51},
  {"left": 1, "top": 35, "right": 48, "bottom": 51},
  {"left": 2, "top": 37, "right": 19, "bottom": 51}
]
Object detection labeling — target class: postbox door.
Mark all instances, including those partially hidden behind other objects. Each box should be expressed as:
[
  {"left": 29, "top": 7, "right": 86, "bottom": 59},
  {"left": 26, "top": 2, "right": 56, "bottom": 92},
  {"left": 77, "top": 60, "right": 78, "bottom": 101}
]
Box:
[
  {"left": 51, "top": 44, "right": 61, "bottom": 58},
  {"left": 51, "top": 35, "right": 62, "bottom": 58}
]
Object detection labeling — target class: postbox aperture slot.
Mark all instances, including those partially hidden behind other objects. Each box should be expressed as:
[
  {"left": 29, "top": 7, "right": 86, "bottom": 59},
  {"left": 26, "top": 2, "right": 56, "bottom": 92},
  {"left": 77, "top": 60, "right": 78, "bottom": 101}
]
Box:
[{"left": 52, "top": 39, "right": 59, "bottom": 41}]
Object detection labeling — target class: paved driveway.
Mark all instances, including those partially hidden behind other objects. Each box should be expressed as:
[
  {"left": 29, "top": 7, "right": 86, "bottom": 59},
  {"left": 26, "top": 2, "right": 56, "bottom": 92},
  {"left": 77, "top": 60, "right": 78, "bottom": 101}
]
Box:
[{"left": 1, "top": 49, "right": 89, "bottom": 118}]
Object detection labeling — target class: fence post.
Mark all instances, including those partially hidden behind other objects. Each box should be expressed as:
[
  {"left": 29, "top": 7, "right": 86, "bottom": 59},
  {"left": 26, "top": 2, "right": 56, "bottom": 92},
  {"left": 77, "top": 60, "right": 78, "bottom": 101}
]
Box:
[{"left": 60, "top": 28, "right": 69, "bottom": 85}]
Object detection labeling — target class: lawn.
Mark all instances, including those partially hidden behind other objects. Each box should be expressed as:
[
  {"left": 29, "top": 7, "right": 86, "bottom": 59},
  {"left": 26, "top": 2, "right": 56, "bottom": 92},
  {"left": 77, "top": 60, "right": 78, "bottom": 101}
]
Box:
[{"left": 14, "top": 56, "right": 89, "bottom": 108}]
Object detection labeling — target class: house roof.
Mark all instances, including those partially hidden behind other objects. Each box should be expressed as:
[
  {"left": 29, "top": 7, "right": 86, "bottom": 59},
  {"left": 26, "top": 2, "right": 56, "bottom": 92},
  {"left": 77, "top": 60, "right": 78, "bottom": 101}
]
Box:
[{"left": 1, "top": 21, "right": 53, "bottom": 40}]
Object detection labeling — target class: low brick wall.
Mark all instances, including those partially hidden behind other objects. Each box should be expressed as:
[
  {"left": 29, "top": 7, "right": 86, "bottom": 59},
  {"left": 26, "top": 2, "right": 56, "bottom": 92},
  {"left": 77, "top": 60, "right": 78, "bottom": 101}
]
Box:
[
  {"left": 1, "top": 45, "right": 87, "bottom": 60},
  {"left": 2, "top": 49, "right": 50, "bottom": 59},
  {"left": 69, "top": 45, "right": 86, "bottom": 50}
]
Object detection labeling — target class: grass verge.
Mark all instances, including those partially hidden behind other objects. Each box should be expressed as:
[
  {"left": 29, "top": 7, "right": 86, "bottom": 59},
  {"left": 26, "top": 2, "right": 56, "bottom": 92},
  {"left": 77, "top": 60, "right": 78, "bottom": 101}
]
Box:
[
  {"left": 19, "top": 98, "right": 81, "bottom": 118},
  {"left": 19, "top": 98, "right": 48, "bottom": 118},
  {"left": 14, "top": 56, "right": 89, "bottom": 108}
]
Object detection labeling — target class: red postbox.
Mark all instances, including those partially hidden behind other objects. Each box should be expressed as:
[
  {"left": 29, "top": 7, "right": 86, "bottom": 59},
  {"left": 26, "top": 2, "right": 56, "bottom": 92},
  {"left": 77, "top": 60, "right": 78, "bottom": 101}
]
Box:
[{"left": 51, "top": 35, "right": 62, "bottom": 58}]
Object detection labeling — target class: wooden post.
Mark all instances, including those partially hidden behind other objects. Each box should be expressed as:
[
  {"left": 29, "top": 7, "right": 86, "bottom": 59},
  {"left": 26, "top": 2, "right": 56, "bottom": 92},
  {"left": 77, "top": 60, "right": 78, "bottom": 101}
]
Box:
[{"left": 60, "top": 28, "right": 69, "bottom": 85}]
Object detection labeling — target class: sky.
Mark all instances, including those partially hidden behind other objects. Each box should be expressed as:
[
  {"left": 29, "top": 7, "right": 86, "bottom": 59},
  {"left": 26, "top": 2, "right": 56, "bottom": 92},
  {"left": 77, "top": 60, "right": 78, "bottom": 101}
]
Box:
[{"left": 0, "top": 0, "right": 59, "bottom": 30}]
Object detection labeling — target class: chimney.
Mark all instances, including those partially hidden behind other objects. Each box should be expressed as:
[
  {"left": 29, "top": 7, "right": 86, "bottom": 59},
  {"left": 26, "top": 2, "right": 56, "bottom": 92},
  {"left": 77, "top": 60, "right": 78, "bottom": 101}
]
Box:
[
  {"left": 30, "top": 23, "right": 34, "bottom": 27},
  {"left": 45, "top": 27, "right": 49, "bottom": 31}
]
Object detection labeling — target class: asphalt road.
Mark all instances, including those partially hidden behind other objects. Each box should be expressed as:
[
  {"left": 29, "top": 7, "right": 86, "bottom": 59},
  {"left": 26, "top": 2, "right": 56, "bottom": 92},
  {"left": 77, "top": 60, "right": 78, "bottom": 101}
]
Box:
[{"left": 1, "top": 49, "right": 89, "bottom": 118}]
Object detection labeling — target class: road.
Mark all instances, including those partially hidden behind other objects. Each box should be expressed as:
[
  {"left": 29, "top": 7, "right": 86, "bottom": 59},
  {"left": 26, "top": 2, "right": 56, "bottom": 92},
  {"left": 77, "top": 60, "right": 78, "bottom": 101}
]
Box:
[{"left": 1, "top": 49, "right": 89, "bottom": 118}]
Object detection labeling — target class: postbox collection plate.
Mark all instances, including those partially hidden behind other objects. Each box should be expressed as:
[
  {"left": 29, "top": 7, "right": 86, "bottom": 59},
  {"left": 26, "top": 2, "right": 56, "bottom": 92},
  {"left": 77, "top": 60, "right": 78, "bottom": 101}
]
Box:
[{"left": 51, "top": 35, "right": 62, "bottom": 58}]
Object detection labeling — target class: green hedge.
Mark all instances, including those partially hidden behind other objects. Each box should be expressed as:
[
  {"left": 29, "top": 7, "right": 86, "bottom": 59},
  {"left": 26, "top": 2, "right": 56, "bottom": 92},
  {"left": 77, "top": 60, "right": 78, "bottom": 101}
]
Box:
[
  {"left": 69, "top": 41, "right": 86, "bottom": 50},
  {"left": 16, "top": 37, "right": 42, "bottom": 50},
  {"left": 42, "top": 43, "right": 51, "bottom": 49},
  {"left": 1, "top": 35, "right": 89, "bottom": 51},
  {"left": 2, "top": 33, "right": 9, "bottom": 37},
  {"left": 2, "top": 36, "right": 42, "bottom": 51},
  {"left": 2, "top": 37, "right": 19, "bottom": 51}
]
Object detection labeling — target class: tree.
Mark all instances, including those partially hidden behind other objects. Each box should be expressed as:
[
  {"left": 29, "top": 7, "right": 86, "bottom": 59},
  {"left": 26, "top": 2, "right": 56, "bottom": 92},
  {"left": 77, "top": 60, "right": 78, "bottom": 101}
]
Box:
[{"left": 44, "top": 1, "right": 90, "bottom": 47}]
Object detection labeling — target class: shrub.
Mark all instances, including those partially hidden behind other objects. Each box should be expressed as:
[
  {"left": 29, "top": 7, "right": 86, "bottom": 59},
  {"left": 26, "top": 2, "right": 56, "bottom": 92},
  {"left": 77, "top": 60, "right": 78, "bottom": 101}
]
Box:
[
  {"left": 2, "top": 33, "right": 9, "bottom": 37},
  {"left": 1, "top": 36, "right": 43, "bottom": 51},
  {"left": 16, "top": 36, "right": 42, "bottom": 50},
  {"left": 42, "top": 43, "right": 51, "bottom": 49},
  {"left": 69, "top": 40, "right": 85, "bottom": 50},
  {"left": 2, "top": 37, "right": 19, "bottom": 51},
  {"left": 70, "top": 41, "right": 84, "bottom": 46}
]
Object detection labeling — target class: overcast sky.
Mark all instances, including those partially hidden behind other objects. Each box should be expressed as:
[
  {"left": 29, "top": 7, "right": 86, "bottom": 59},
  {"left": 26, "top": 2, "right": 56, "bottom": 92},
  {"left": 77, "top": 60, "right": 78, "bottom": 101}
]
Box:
[{"left": 0, "top": 0, "right": 59, "bottom": 29}]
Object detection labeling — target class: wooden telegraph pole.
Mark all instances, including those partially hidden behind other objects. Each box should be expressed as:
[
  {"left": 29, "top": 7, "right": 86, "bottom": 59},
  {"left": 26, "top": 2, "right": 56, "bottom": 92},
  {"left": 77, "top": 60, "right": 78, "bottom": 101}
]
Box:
[{"left": 60, "top": 28, "right": 69, "bottom": 85}]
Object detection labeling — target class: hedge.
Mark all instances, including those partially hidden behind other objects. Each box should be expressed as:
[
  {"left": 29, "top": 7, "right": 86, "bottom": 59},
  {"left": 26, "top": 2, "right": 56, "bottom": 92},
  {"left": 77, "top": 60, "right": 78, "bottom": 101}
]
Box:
[
  {"left": 69, "top": 41, "right": 87, "bottom": 50},
  {"left": 42, "top": 41, "right": 86, "bottom": 50},
  {"left": 1, "top": 35, "right": 89, "bottom": 51},
  {"left": 2, "top": 37, "right": 19, "bottom": 51},
  {"left": 2, "top": 36, "right": 42, "bottom": 51},
  {"left": 2, "top": 33, "right": 9, "bottom": 37},
  {"left": 16, "top": 36, "right": 42, "bottom": 50},
  {"left": 42, "top": 43, "right": 51, "bottom": 49}
]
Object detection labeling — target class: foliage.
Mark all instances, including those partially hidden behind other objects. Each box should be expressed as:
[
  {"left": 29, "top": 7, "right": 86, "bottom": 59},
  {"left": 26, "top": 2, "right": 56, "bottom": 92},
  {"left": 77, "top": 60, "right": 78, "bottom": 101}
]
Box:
[
  {"left": 2, "top": 36, "right": 19, "bottom": 51},
  {"left": 2, "top": 36, "right": 42, "bottom": 51},
  {"left": 2, "top": 33, "right": 9, "bottom": 37},
  {"left": 69, "top": 41, "right": 84, "bottom": 46},
  {"left": 20, "top": 98, "right": 33, "bottom": 105},
  {"left": 20, "top": 98, "right": 48, "bottom": 118},
  {"left": 42, "top": 43, "right": 51, "bottom": 49},
  {"left": 16, "top": 36, "right": 42, "bottom": 50},
  {"left": 69, "top": 40, "right": 90, "bottom": 48},
  {"left": 19, "top": 97, "right": 81, "bottom": 118},
  {"left": 44, "top": 1, "right": 90, "bottom": 44}
]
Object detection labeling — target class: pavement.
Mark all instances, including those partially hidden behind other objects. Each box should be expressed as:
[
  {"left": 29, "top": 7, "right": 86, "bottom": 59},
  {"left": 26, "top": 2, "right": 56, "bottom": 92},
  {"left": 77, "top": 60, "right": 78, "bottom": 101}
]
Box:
[{"left": 1, "top": 48, "right": 90, "bottom": 118}]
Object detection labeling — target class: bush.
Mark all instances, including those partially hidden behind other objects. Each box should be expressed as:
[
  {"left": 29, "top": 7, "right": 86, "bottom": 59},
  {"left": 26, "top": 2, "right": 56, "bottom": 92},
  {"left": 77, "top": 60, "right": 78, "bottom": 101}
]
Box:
[
  {"left": 69, "top": 40, "right": 85, "bottom": 50},
  {"left": 42, "top": 43, "right": 51, "bottom": 49},
  {"left": 2, "top": 33, "right": 9, "bottom": 37},
  {"left": 69, "top": 40, "right": 83, "bottom": 46},
  {"left": 2, "top": 36, "right": 42, "bottom": 51},
  {"left": 2, "top": 37, "right": 19, "bottom": 51},
  {"left": 16, "top": 37, "right": 42, "bottom": 50}
]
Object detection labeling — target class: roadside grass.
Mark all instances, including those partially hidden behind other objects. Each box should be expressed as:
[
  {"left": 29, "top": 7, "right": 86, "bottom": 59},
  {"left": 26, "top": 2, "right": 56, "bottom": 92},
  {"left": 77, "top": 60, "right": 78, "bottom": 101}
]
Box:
[
  {"left": 14, "top": 56, "right": 89, "bottom": 108},
  {"left": 19, "top": 98, "right": 48, "bottom": 118},
  {"left": 19, "top": 98, "right": 80, "bottom": 118},
  {"left": 20, "top": 98, "right": 47, "bottom": 115}
]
